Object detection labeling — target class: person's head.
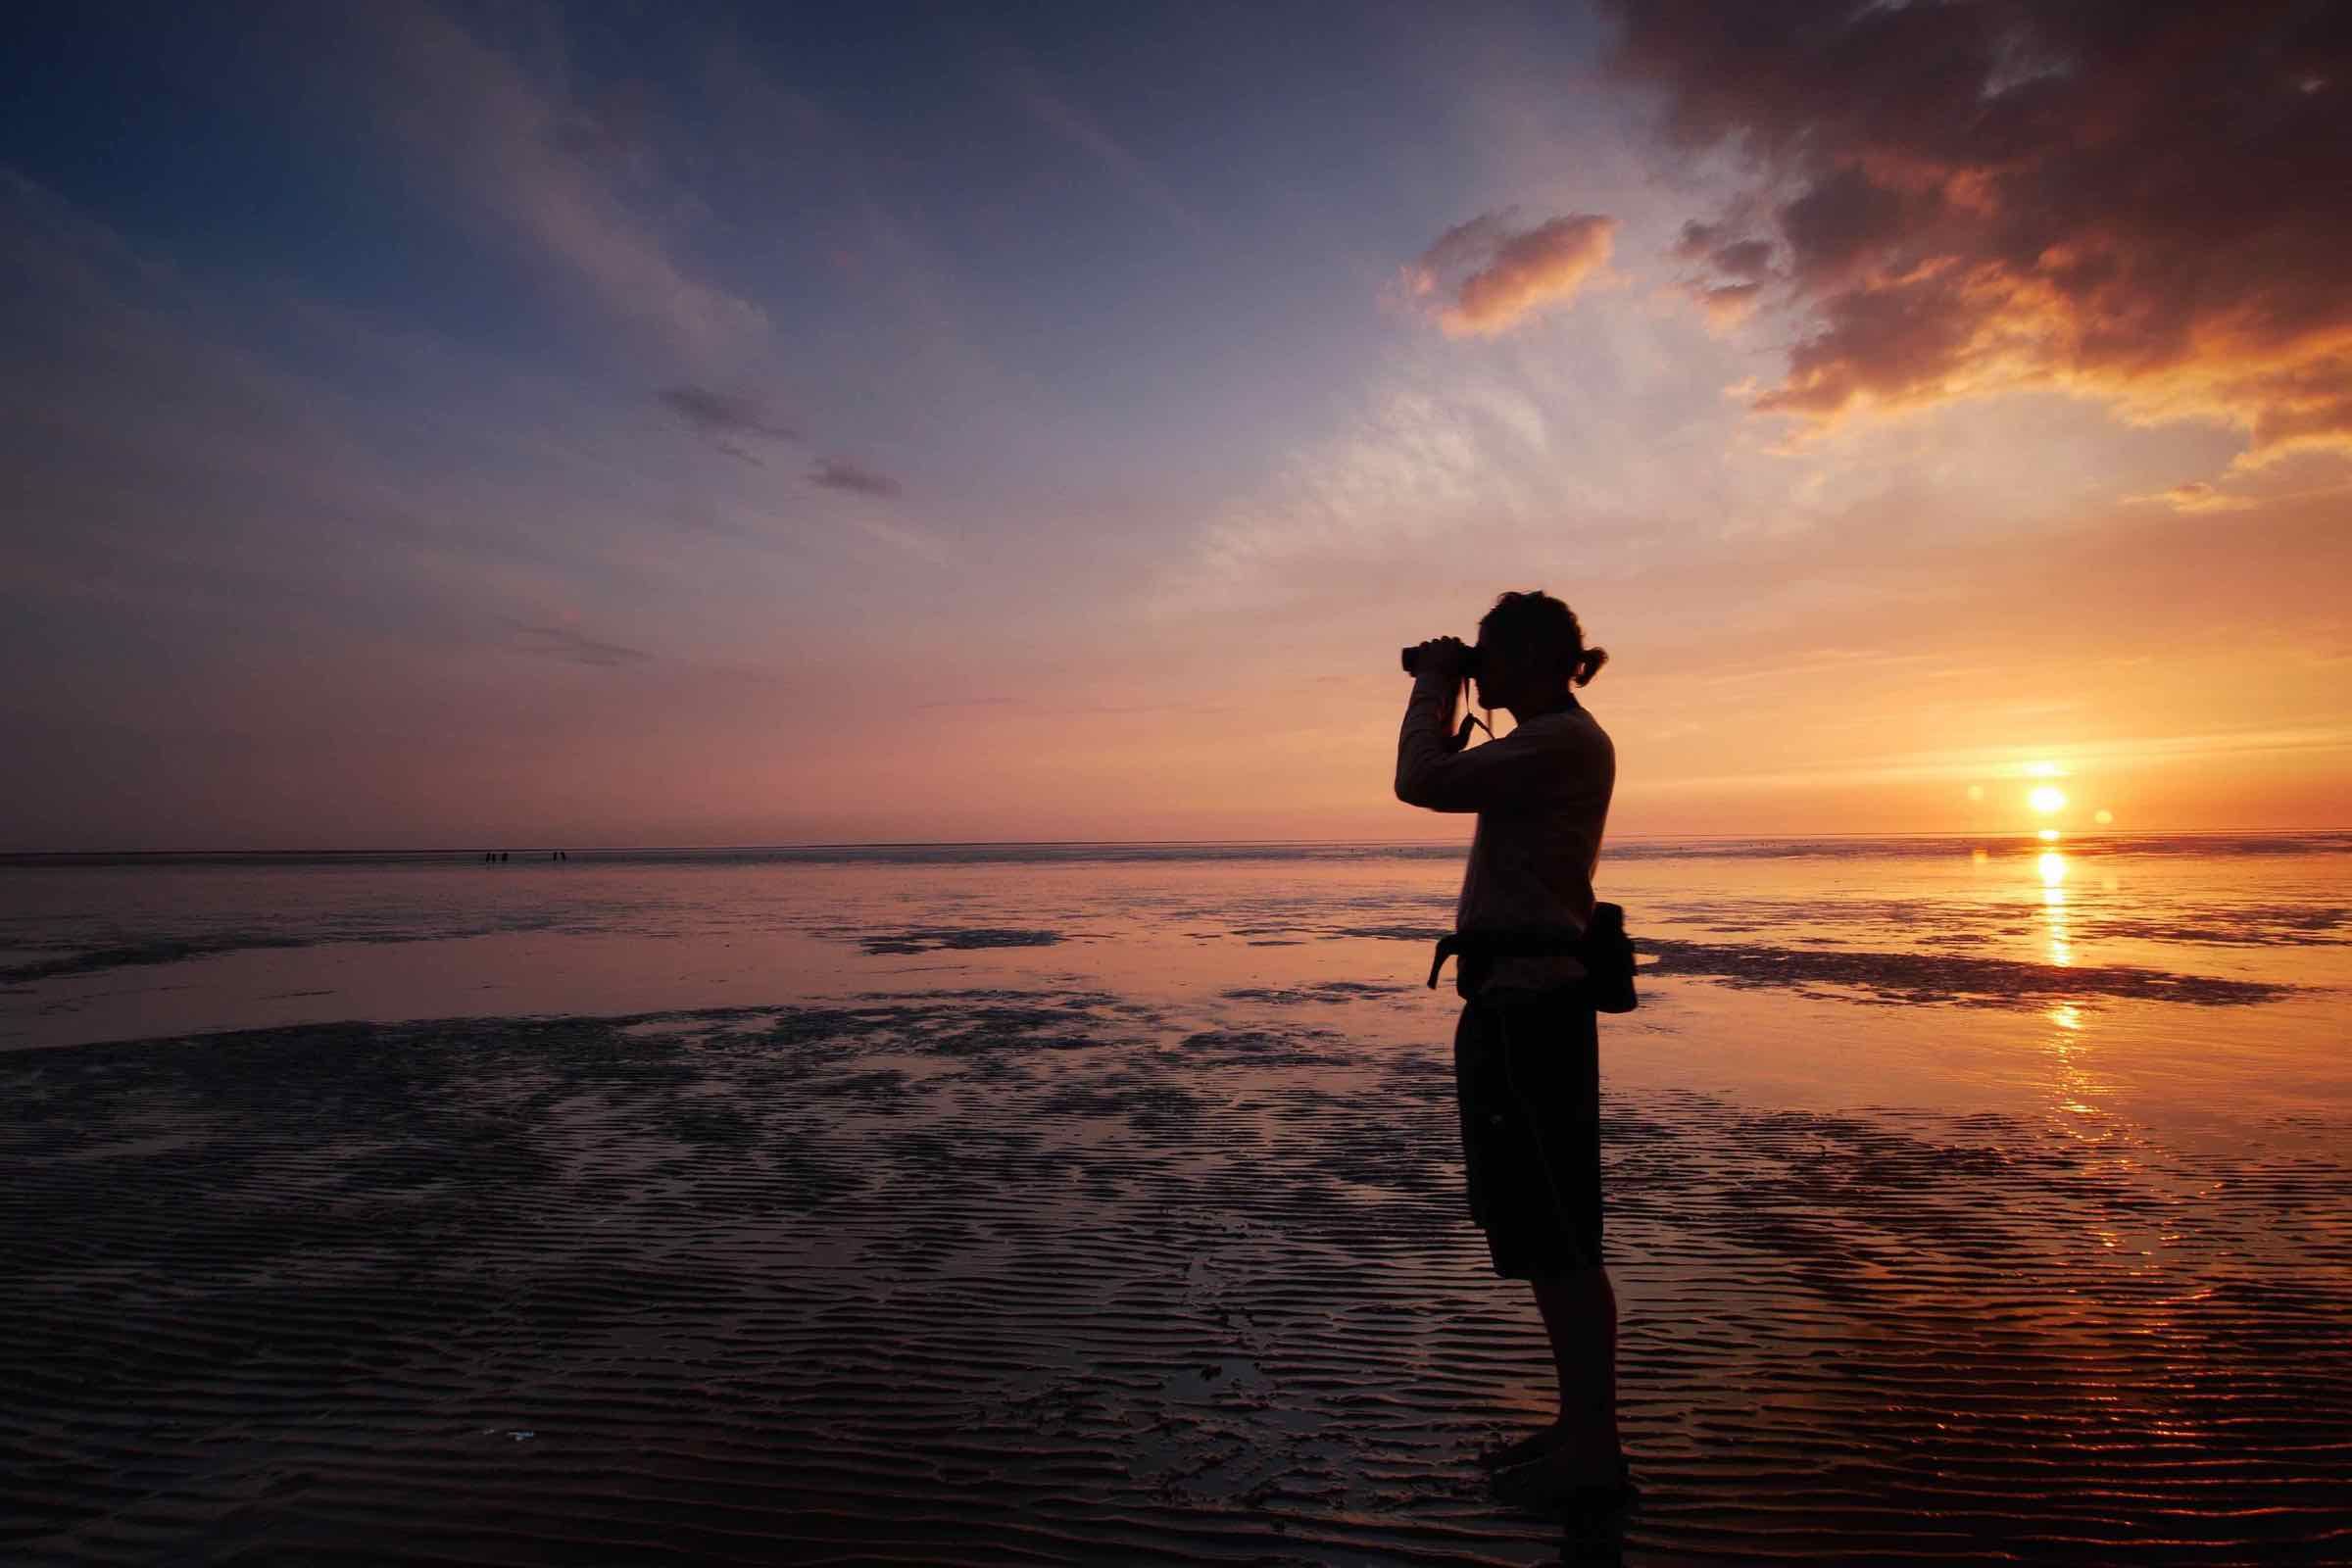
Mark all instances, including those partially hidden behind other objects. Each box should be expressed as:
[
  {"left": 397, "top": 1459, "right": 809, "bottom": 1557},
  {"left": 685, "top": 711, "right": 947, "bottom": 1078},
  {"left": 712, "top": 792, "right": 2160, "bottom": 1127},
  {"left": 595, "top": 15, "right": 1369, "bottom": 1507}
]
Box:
[{"left": 1473, "top": 590, "right": 1607, "bottom": 714}]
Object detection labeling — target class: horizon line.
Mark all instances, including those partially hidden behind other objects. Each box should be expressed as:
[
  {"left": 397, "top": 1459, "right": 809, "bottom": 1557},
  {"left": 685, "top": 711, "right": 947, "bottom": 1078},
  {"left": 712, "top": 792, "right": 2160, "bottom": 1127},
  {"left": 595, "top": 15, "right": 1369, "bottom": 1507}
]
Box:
[{"left": 6, "top": 826, "right": 2350, "bottom": 858}]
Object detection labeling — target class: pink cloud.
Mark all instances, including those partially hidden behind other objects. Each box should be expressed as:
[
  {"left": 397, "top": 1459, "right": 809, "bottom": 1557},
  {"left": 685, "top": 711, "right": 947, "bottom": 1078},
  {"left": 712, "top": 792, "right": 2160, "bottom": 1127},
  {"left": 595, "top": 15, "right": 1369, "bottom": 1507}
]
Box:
[{"left": 1410, "top": 211, "right": 1617, "bottom": 336}]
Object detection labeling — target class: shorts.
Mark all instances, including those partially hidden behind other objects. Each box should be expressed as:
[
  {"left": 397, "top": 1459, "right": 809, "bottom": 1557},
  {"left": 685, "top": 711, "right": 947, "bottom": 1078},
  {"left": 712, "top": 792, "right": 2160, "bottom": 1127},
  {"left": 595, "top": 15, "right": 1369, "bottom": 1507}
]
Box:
[{"left": 1453, "top": 989, "right": 1602, "bottom": 1280}]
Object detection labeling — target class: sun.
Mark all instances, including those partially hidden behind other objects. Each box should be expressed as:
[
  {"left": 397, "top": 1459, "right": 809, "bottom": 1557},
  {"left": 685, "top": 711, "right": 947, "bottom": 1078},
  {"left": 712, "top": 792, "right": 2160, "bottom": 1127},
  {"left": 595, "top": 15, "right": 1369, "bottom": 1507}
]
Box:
[{"left": 2029, "top": 785, "right": 2068, "bottom": 814}]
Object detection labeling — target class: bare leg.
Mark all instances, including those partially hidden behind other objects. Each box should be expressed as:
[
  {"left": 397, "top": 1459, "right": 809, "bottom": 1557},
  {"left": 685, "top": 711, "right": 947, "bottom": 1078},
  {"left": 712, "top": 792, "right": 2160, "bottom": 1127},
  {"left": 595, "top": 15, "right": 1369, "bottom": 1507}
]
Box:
[
  {"left": 1476, "top": 1265, "right": 1623, "bottom": 1475},
  {"left": 1532, "top": 1267, "right": 1618, "bottom": 1447}
]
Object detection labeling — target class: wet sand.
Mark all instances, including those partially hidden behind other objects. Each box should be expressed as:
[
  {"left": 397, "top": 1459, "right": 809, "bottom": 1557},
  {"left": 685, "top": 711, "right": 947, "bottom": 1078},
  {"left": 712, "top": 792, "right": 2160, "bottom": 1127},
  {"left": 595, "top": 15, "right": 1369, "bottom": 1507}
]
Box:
[{"left": 6, "top": 986, "right": 2348, "bottom": 1565}]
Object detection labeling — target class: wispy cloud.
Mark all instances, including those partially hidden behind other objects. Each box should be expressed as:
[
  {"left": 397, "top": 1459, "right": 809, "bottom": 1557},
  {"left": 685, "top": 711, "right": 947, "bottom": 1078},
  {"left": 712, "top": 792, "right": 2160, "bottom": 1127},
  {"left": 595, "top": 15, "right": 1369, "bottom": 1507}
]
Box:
[
  {"left": 1644, "top": 723, "right": 2352, "bottom": 797},
  {"left": 509, "top": 622, "right": 653, "bottom": 666},
  {"left": 2133, "top": 480, "right": 2257, "bottom": 514},
  {"left": 808, "top": 456, "right": 903, "bottom": 498},
  {"left": 358, "top": 8, "right": 767, "bottom": 365},
  {"left": 843, "top": 514, "right": 952, "bottom": 567},
  {"left": 1154, "top": 370, "right": 1568, "bottom": 613},
  {"left": 660, "top": 385, "right": 796, "bottom": 443},
  {"left": 1407, "top": 211, "right": 1617, "bottom": 336},
  {"left": 1004, "top": 55, "right": 1206, "bottom": 238}
]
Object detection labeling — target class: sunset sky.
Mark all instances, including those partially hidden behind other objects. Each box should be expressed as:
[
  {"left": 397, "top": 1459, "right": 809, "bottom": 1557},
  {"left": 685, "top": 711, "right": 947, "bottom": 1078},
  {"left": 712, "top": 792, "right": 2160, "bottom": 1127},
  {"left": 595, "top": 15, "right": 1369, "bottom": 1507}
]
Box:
[{"left": 3, "top": 1, "right": 2347, "bottom": 849}]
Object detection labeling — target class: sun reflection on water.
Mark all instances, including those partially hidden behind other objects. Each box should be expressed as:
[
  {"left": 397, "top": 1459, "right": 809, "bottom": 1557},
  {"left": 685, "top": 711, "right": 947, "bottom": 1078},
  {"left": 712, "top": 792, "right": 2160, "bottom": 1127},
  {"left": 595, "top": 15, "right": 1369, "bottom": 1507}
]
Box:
[
  {"left": 2033, "top": 840, "right": 2116, "bottom": 1147},
  {"left": 2038, "top": 848, "right": 2072, "bottom": 967},
  {"left": 2042, "top": 990, "right": 2111, "bottom": 1137}
]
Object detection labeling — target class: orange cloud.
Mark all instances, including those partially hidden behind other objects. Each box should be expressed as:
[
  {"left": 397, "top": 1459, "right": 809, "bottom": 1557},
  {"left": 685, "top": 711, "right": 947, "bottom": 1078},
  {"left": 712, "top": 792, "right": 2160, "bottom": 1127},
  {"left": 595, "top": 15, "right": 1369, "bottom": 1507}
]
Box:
[
  {"left": 1606, "top": 1, "right": 2352, "bottom": 462},
  {"left": 1409, "top": 211, "right": 1616, "bottom": 336},
  {"left": 2134, "top": 480, "right": 2257, "bottom": 514},
  {"left": 1693, "top": 280, "right": 1762, "bottom": 328}
]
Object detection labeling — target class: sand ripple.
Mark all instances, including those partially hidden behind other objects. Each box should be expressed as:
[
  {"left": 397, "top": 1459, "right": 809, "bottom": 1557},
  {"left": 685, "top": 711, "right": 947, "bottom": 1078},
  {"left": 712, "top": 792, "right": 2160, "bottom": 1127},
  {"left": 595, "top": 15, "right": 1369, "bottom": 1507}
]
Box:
[{"left": 4, "top": 996, "right": 2347, "bottom": 1564}]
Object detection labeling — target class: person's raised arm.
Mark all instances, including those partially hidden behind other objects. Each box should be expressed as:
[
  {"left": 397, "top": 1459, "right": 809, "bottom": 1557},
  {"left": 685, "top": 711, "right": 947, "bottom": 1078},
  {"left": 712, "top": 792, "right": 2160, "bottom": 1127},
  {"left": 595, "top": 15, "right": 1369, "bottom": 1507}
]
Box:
[{"left": 1395, "top": 639, "right": 1559, "bottom": 813}]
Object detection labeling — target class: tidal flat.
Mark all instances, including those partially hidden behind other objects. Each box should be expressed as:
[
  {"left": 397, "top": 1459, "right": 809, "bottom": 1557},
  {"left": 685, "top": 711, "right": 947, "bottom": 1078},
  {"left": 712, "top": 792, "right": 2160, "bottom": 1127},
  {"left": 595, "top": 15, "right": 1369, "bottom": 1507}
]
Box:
[{"left": 4, "top": 837, "right": 2348, "bottom": 1562}]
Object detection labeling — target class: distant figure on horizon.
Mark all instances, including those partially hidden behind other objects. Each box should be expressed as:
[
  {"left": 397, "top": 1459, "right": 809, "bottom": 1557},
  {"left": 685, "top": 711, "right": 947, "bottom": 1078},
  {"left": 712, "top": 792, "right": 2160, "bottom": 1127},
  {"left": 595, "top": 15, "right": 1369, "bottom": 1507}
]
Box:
[{"left": 1396, "top": 590, "right": 1622, "bottom": 1506}]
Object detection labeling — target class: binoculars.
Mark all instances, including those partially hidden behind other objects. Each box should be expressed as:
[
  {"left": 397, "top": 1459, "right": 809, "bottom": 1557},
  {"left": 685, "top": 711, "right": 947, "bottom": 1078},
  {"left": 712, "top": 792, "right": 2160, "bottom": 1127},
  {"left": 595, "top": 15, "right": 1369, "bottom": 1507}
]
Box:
[{"left": 1400, "top": 643, "right": 1481, "bottom": 677}]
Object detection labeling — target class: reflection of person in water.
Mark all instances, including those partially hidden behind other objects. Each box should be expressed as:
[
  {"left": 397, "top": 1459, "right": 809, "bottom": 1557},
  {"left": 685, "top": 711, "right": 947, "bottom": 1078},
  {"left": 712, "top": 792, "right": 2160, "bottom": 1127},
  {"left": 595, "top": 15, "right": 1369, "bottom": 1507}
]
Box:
[{"left": 1396, "top": 590, "right": 1624, "bottom": 1504}]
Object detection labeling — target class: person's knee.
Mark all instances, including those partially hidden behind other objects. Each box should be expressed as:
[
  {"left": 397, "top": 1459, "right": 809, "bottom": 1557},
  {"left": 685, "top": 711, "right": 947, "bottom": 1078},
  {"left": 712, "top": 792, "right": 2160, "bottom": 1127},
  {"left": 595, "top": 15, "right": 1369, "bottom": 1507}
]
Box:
[{"left": 1530, "top": 1264, "right": 1605, "bottom": 1299}]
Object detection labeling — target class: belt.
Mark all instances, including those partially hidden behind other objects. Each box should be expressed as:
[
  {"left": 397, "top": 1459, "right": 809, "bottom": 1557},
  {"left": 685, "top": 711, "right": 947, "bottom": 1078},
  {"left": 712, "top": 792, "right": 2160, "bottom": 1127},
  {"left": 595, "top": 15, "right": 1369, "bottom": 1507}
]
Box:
[
  {"left": 1425, "top": 928, "right": 1587, "bottom": 990},
  {"left": 1426, "top": 904, "right": 1638, "bottom": 1012}
]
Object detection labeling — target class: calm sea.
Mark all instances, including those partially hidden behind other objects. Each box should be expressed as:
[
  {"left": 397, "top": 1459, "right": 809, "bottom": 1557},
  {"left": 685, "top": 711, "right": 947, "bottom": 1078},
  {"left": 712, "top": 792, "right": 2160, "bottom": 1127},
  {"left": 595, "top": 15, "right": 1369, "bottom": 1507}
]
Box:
[{"left": 4, "top": 833, "right": 2347, "bottom": 1131}]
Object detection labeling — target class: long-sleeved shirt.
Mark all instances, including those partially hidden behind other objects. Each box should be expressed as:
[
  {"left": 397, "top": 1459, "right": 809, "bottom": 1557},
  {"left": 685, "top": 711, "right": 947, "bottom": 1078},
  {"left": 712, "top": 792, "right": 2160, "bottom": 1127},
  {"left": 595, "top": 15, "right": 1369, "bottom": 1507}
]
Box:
[{"left": 1395, "top": 670, "right": 1615, "bottom": 994}]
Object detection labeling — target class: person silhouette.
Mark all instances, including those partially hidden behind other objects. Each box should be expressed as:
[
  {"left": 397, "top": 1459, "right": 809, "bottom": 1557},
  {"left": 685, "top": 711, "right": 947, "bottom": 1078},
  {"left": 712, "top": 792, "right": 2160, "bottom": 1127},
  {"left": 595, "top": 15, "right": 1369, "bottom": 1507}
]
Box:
[{"left": 1396, "top": 591, "right": 1624, "bottom": 1505}]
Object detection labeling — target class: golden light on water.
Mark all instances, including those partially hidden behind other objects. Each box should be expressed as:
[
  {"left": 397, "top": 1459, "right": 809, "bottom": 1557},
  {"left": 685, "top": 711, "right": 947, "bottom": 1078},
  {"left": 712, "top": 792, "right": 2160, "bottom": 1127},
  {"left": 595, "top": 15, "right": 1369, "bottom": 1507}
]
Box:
[
  {"left": 2039, "top": 848, "right": 2072, "bottom": 966},
  {"left": 2029, "top": 785, "right": 2069, "bottom": 813}
]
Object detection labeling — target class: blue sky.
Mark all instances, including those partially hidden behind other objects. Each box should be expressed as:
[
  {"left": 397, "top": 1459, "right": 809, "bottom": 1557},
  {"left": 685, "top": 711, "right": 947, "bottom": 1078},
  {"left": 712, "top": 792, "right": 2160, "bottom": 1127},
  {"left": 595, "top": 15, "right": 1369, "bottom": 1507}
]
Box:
[{"left": 4, "top": 1, "right": 2346, "bottom": 846}]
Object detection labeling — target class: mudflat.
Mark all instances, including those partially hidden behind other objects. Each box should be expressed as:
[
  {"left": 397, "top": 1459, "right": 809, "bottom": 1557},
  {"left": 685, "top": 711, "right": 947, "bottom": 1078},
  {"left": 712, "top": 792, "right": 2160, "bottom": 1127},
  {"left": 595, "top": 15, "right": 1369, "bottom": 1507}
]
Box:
[{"left": 6, "top": 986, "right": 2347, "bottom": 1565}]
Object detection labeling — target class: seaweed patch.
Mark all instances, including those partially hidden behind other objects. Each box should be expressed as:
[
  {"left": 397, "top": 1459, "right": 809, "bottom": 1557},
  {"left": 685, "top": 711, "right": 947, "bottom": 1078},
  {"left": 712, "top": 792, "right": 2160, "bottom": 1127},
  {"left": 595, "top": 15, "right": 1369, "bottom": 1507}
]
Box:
[
  {"left": 853, "top": 927, "right": 1066, "bottom": 956},
  {"left": 1641, "top": 938, "right": 2293, "bottom": 1007}
]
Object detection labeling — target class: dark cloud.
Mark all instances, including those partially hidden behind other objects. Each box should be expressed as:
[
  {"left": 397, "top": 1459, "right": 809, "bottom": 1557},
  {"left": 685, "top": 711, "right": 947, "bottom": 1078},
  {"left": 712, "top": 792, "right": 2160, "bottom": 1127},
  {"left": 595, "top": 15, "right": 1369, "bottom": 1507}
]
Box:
[
  {"left": 658, "top": 385, "right": 795, "bottom": 444},
  {"left": 1671, "top": 220, "right": 1776, "bottom": 321},
  {"left": 1672, "top": 220, "right": 1728, "bottom": 260},
  {"left": 808, "top": 457, "right": 903, "bottom": 498},
  {"left": 1409, "top": 210, "right": 1617, "bottom": 335},
  {"left": 1707, "top": 239, "right": 1775, "bottom": 282},
  {"left": 1605, "top": 0, "right": 2352, "bottom": 462},
  {"left": 1777, "top": 166, "right": 1923, "bottom": 288},
  {"left": 510, "top": 623, "right": 652, "bottom": 666}
]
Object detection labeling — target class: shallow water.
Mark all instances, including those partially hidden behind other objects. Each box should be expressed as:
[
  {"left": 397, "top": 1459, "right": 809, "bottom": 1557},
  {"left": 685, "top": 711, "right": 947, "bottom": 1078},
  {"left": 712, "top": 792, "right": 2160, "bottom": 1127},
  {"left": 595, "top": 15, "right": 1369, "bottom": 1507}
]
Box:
[{"left": 3, "top": 836, "right": 2348, "bottom": 1562}]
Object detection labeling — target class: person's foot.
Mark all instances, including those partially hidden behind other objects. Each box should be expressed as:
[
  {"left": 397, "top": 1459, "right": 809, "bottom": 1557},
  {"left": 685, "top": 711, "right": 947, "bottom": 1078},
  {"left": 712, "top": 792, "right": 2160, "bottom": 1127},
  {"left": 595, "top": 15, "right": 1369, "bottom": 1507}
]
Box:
[
  {"left": 1489, "top": 1441, "right": 1633, "bottom": 1514},
  {"left": 1474, "top": 1421, "right": 1573, "bottom": 1471}
]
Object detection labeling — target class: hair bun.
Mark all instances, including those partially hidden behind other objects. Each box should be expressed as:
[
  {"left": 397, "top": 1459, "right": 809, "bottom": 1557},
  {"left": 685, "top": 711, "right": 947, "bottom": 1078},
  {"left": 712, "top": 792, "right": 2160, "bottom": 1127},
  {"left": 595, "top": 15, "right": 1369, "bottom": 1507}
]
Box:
[{"left": 1573, "top": 645, "right": 1610, "bottom": 686}]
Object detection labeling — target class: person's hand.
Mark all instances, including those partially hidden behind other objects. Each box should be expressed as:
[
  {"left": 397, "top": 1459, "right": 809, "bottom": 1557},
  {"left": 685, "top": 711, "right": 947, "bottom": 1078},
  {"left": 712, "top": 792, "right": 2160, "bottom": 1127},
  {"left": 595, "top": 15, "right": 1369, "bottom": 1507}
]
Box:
[{"left": 1411, "top": 636, "right": 1470, "bottom": 682}]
